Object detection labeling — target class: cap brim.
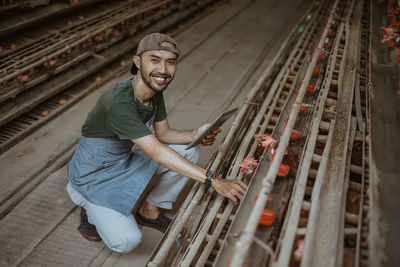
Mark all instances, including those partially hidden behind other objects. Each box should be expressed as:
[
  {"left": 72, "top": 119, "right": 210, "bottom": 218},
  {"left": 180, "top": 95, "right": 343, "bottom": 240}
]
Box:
[{"left": 130, "top": 62, "right": 138, "bottom": 75}]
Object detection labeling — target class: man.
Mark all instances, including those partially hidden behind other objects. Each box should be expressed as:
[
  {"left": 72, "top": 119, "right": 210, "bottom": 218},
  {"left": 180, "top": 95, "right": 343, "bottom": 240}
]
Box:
[{"left": 67, "top": 33, "right": 247, "bottom": 253}]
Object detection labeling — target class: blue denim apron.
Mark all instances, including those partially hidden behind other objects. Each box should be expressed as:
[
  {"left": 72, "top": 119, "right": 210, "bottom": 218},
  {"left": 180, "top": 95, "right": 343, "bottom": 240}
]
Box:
[{"left": 68, "top": 77, "right": 158, "bottom": 216}]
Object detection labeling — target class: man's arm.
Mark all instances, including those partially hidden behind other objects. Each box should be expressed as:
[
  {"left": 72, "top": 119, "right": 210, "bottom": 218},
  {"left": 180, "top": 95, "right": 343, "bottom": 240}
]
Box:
[
  {"left": 132, "top": 134, "right": 247, "bottom": 204},
  {"left": 153, "top": 118, "right": 194, "bottom": 144},
  {"left": 153, "top": 118, "right": 221, "bottom": 145}
]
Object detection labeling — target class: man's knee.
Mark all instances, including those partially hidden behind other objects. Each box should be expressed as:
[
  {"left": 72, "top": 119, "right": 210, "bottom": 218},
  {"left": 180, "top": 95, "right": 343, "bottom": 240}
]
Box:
[{"left": 107, "top": 231, "right": 142, "bottom": 254}]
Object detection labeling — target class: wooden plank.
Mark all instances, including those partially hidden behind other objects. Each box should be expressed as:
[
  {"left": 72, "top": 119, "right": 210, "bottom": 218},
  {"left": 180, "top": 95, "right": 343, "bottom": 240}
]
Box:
[
  {"left": 165, "top": 0, "right": 256, "bottom": 114},
  {"left": 174, "top": 0, "right": 253, "bottom": 58},
  {"left": 0, "top": 167, "right": 74, "bottom": 266},
  {"left": 107, "top": 227, "right": 164, "bottom": 267},
  {"left": 19, "top": 208, "right": 106, "bottom": 267},
  {"left": 0, "top": 145, "right": 75, "bottom": 219}
]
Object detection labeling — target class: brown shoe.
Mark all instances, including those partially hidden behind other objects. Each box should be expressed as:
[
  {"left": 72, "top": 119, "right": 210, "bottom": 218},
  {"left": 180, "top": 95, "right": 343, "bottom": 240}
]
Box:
[
  {"left": 77, "top": 208, "right": 102, "bottom": 242},
  {"left": 135, "top": 210, "right": 172, "bottom": 233}
]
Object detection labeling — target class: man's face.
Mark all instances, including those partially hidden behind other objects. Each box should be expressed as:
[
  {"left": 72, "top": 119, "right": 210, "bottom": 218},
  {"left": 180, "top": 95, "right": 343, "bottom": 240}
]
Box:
[{"left": 136, "top": 49, "right": 177, "bottom": 93}]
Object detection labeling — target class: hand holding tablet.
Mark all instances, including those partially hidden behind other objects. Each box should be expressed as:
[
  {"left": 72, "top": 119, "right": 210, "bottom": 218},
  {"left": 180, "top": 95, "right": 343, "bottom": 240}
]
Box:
[{"left": 185, "top": 107, "right": 238, "bottom": 150}]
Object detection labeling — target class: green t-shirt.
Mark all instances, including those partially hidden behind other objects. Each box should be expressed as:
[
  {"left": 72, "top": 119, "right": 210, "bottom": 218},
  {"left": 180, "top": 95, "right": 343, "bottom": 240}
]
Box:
[{"left": 81, "top": 77, "right": 167, "bottom": 140}]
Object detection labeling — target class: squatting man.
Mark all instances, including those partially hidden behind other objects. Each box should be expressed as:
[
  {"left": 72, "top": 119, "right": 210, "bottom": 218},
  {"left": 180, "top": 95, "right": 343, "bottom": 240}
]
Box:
[{"left": 67, "top": 33, "right": 247, "bottom": 253}]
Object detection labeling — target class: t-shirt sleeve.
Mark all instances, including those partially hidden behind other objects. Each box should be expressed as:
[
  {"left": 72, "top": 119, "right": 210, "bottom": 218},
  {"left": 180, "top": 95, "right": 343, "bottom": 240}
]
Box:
[
  {"left": 107, "top": 102, "right": 152, "bottom": 140},
  {"left": 154, "top": 93, "right": 167, "bottom": 122}
]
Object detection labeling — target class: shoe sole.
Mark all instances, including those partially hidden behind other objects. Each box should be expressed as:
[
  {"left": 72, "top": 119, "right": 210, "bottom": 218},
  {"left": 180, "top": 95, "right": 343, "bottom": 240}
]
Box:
[{"left": 135, "top": 219, "right": 167, "bottom": 233}]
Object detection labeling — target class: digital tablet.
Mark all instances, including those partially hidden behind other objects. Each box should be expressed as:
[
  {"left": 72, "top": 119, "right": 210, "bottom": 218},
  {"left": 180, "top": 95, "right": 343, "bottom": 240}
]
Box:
[{"left": 185, "top": 107, "right": 239, "bottom": 150}]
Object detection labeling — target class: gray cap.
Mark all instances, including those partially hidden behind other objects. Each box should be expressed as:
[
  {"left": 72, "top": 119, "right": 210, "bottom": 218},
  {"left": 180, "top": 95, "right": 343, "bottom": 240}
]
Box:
[{"left": 130, "top": 33, "right": 180, "bottom": 74}]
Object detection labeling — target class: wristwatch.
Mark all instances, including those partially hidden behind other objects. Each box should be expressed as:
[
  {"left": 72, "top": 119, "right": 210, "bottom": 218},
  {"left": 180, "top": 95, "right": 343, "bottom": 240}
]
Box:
[{"left": 205, "top": 170, "right": 216, "bottom": 188}]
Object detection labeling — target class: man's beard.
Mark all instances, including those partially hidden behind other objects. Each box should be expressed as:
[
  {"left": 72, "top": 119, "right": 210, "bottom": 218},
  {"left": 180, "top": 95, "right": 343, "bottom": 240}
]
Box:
[{"left": 140, "top": 67, "right": 173, "bottom": 93}]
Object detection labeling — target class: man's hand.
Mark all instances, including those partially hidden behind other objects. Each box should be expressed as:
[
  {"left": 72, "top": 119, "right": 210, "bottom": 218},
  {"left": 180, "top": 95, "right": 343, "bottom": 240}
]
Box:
[
  {"left": 211, "top": 177, "right": 247, "bottom": 204},
  {"left": 193, "top": 123, "right": 222, "bottom": 146}
]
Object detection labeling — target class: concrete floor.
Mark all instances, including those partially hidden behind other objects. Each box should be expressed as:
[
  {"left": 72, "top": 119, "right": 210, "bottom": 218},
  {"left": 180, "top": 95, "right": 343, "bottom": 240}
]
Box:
[{"left": 0, "top": 0, "right": 332, "bottom": 266}]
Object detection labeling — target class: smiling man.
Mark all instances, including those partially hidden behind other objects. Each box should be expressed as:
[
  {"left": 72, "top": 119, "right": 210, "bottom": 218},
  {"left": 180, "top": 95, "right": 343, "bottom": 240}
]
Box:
[{"left": 66, "top": 33, "right": 247, "bottom": 253}]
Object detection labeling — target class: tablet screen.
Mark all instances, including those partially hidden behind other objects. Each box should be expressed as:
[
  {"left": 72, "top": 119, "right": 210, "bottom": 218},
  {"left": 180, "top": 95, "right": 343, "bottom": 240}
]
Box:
[{"left": 185, "top": 107, "right": 238, "bottom": 150}]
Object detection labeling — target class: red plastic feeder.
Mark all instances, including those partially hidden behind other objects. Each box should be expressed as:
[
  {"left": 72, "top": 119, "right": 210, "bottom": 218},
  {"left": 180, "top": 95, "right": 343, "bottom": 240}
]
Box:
[
  {"left": 318, "top": 54, "right": 325, "bottom": 61},
  {"left": 259, "top": 209, "right": 276, "bottom": 226},
  {"left": 278, "top": 164, "right": 290, "bottom": 177},
  {"left": 254, "top": 193, "right": 272, "bottom": 204},
  {"left": 307, "top": 84, "right": 315, "bottom": 92},
  {"left": 291, "top": 130, "right": 302, "bottom": 140},
  {"left": 327, "top": 31, "right": 334, "bottom": 37},
  {"left": 313, "top": 67, "right": 320, "bottom": 75},
  {"left": 300, "top": 105, "right": 308, "bottom": 111},
  {"left": 387, "top": 39, "right": 396, "bottom": 48}
]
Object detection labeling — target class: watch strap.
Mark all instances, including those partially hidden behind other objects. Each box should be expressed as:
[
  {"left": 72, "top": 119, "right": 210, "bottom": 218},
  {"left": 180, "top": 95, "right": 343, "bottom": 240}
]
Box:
[{"left": 205, "top": 170, "right": 216, "bottom": 188}]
